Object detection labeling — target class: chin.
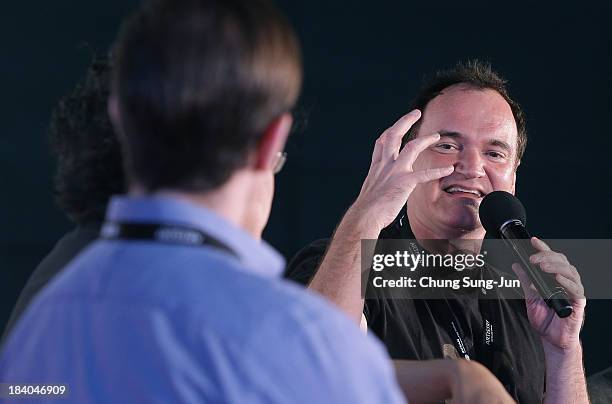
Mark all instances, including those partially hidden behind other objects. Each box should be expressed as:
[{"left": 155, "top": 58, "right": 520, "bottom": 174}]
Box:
[{"left": 439, "top": 208, "right": 481, "bottom": 234}]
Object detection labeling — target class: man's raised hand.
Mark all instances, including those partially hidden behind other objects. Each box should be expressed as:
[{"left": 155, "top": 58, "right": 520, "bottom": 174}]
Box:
[{"left": 353, "top": 109, "right": 454, "bottom": 231}]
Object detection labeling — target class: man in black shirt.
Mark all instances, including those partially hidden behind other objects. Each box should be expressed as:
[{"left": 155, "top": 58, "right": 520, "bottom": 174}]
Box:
[
  {"left": 286, "top": 60, "right": 588, "bottom": 403},
  {"left": 288, "top": 207, "right": 547, "bottom": 402}
]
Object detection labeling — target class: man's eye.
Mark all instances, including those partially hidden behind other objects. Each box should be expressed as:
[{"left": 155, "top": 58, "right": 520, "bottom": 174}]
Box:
[
  {"left": 486, "top": 151, "right": 506, "bottom": 159},
  {"left": 435, "top": 143, "right": 458, "bottom": 152}
]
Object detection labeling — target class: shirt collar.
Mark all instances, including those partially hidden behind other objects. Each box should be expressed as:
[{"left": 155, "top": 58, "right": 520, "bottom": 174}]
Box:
[{"left": 105, "top": 195, "right": 285, "bottom": 278}]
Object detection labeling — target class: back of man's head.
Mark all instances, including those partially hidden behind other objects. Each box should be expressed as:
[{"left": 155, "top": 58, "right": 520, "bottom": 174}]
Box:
[
  {"left": 403, "top": 60, "right": 527, "bottom": 165},
  {"left": 110, "top": 0, "right": 302, "bottom": 193}
]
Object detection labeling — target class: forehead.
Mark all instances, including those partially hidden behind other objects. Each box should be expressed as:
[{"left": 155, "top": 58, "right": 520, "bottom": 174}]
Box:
[{"left": 420, "top": 85, "right": 518, "bottom": 146}]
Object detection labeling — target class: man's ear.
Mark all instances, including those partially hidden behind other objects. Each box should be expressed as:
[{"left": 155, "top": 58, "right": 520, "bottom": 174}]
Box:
[{"left": 254, "top": 113, "right": 293, "bottom": 171}]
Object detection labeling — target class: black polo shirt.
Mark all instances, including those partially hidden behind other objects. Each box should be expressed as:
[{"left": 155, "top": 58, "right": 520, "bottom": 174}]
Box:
[{"left": 285, "top": 208, "right": 545, "bottom": 403}]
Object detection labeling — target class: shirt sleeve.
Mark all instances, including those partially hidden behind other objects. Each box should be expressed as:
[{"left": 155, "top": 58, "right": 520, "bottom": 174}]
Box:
[
  {"left": 285, "top": 239, "right": 382, "bottom": 327},
  {"left": 284, "top": 239, "right": 330, "bottom": 286}
]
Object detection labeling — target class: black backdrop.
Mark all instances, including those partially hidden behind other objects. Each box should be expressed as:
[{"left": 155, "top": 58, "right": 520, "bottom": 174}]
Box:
[{"left": 1, "top": 1, "right": 611, "bottom": 375}]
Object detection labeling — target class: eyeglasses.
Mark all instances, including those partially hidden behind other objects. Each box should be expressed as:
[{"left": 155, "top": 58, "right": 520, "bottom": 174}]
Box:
[{"left": 273, "top": 151, "right": 287, "bottom": 175}]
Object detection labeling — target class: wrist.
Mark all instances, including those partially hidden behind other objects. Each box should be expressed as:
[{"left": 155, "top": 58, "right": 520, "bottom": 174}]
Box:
[
  {"left": 342, "top": 201, "right": 384, "bottom": 239},
  {"left": 543, "top": 339, "right": 583, "bottom": 367},
  {"left": 542, "top": 340, "right": 588, "bottom": 403}
]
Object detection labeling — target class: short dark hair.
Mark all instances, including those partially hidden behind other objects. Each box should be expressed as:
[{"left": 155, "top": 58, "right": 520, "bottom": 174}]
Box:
[
  {"left": 403, "top": 60, "right": 527, "bottom": 164},
  {"left": 112, "top": 0, "right": 302, "bottom": 192},
  {"left": 49, "top": 58, "right": 125, "bottom": 224}
]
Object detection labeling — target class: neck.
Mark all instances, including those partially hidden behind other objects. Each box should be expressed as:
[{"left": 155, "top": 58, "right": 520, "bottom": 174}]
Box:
[
  {"left": 407, "top": 206, "right": 485, "bottom": 254},
  {"left": 130, "top": 172, "right": 257, "bottom": 238}
]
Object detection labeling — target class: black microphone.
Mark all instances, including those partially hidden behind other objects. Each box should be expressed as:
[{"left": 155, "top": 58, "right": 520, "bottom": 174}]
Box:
[{"left": 479, "top": 191, "right": 573, "bottom": 318}]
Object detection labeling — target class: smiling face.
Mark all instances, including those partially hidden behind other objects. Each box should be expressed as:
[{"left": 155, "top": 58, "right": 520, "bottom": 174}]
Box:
[{"left": 407, "top": 84, "right": 519, "bottom": 238}]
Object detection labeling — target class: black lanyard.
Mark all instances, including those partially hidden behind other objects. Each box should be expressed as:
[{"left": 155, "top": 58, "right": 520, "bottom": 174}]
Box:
[
  {"left": 100, "top": 221, "right": 238, "bottom": 258},
  {"left": 397, "top": 210, "right": 519, "bottom": 392},
  {"left": 399, "top": 211, "right": 473, "bottom": 360}
]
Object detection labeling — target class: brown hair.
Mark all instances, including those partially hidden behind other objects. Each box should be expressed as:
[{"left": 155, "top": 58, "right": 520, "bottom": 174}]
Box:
[{"left": 112, "top": 0, "right": 302, "bottom": 192}]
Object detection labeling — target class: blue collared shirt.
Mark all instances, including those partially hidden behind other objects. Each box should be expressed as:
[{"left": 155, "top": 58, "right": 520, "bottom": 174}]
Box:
[{"left": 1, "top": 196, "right": 405, "bottom": 403}]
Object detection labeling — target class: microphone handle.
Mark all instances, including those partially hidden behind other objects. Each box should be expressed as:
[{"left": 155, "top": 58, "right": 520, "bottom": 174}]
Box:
[{"left": 500, "top": 221, "right": 573, "bottom": 318}]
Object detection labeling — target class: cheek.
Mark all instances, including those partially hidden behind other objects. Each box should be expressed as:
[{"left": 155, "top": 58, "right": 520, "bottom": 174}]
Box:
[
  {"left": 485, "top": 164, "right": 516, "bottom": 192},
  {"left": 259, "top": 176, "right": 275, "bottom": 205},
  {"left": 410, "top": 173, "right": 443, "bottom": 205},
  {"left": 250, "top": 174, "right": 274, "bottom": 208}
]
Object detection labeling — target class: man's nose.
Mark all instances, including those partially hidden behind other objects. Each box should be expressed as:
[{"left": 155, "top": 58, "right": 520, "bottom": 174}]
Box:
[{"left": 454, "top": 148, "right": 485, "bottom": 179}]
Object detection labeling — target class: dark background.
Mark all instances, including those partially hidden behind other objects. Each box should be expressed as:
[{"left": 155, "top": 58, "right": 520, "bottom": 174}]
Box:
[{"left": 1, "top": 1, "right": 611, "bottom": 375}]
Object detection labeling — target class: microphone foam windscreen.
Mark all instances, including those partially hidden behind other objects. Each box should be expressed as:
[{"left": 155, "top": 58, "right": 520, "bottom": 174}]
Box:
[{"left": 479, "top": 191, "right": 527, "bottom": 236}]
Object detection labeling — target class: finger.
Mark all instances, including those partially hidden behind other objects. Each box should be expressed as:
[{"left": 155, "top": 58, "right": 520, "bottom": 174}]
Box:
[
  {"left": 407, "top": 165, "right": 455, "bottom": 185},
  {"left": 538, "top": 262, "right": 580, "bottom": 284},
  {"left": 511, "top": 263, "right": 539, "bottom": 299},
  {"left": 529, "top": 250, "right": 569, "bottom": 266},
  {"left": 531, "top": 237, "right": 551, "bottom": 252},
  {"left": 379, "top": 109, "right": 422, "bottom": 161},
  {"left": 555, "top": 274, "right": 586, "bottom": 300},
  {"left": 396, "top": 132, "right": 443, "bottom": 168},
  {"left": 370, "top": 135, "right": 384, "bottom": 166}
]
